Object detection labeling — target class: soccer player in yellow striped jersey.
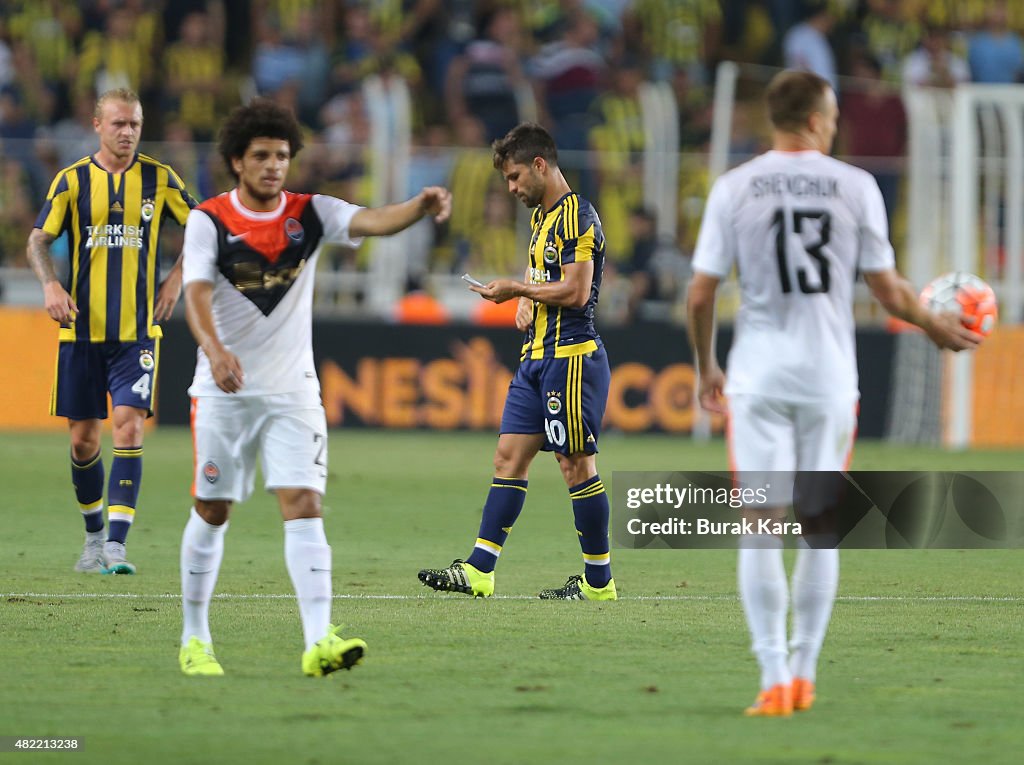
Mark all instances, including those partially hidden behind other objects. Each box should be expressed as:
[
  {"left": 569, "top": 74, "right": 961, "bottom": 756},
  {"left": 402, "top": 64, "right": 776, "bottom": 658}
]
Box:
[
  {"left": 419, "top": 123, "right": 616, "bottom": 601},
  {"left": 26, "top": 88, "right": 198, "bottom": 576}
]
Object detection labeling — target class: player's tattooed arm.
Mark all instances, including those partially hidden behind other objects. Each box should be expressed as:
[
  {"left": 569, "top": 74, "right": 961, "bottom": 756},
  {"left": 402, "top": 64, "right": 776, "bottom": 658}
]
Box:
[
  {"left": 26, "top": 228, "right": 58, "bottom": 282},
  {"left": 27, "top": 228, "right": 78, "bottom": 324}
]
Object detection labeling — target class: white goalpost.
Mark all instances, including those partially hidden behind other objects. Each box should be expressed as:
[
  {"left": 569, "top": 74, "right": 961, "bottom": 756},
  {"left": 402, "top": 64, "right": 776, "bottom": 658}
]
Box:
[{"left": 903, "top": 84, "right": 1024, "bottom": 448}]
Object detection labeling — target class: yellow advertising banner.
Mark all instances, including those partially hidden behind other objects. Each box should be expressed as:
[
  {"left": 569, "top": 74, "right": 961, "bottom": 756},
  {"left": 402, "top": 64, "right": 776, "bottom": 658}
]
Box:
[
  {"left": 0, "top": 307, "right": 63, "bottom": 431},
  {"left": 972, "top": 326, "right": 1024, "bottom": 447}
]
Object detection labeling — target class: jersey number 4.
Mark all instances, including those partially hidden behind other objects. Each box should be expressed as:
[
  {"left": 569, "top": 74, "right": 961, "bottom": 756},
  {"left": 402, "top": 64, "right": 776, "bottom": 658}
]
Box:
[{"left": 772, "top": 208, "right": 831, "bottom": 294}]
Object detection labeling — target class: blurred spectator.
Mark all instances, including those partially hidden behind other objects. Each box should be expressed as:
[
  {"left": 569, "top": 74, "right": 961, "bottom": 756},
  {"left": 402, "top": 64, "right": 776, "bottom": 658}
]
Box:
[
  {"left": 76, "top": 6, "right": 152, "bottom": 96},
  {"left": 463, "top": 186, "right": 517, "bottom": 277},
  {"left": 162, "top": 1, "right": 236, "bottom": 69},
  {"left": 859, "top": 0, "right": 922, "bottom": 84},
  {"left": 0, "top": 151, "right": 35, "bottom": 267},
  {"left": 446, "top": 115, "right": 499, "bottom": 273},
  {"left": 0, "top": 26, "right": 12, "bottom": 91},
  {"left": 840, "top": 54, "right": 906, "bottom": 225},
  {"left": 619, "top": 207, "right": 658, "bottom": 319},
  {"left": 0, "top": 87, "right": 37, "bottom": 161},
  {"left": 122, "top": 0, "right": 163, "bottom": 50},
  {"left": 164, "top": 2, "right": 226, "bottom": 46},
  {"left": 251, "top": 24, "right": 306, "bottom": 98},
  {"left": 719, "top": 0, "right": 776, "bottom": 67},
  {"left": 162, "top": 11, "right": 227, "bottom": 142},
  {"left": 8, "top": 39, "right": 53, "bottom": 127},
  {"left": 37, "top": 91, "right": 95, "bottom": 169},
  {"left": 255, "top": 0, "right": 335, "bottom": 46},
  {"left": 671, "top": 68, "right": 711, "bottom": 151},
  {"left": 445, "top": 6, "right": 530, "bottom": 143},
  {"left": 912, "top": 0, "right": 1021, "bottom": 32},
  {"left": 369, "top": 1, "right": 448, "bottom": 123},
  {"left": 530, "top": 10, "right": 606, "bottom": 152},
  {"left": 588, "top": 56, "right": 646, "bottom": 260},
  {"left": 253, "top": 8, "right": 330, "bottom": 127},
  {"left": 623, "top": 0, "right": 721, "bottom": 86},
  {"left": 330, "top": 5, "right": 379, "bottom": 96},
  {"left": 783, "top": 3, "right": 838, "bottom": 93},
  {"left": 902, "top": 25, "right": 969, "bottom": 89},
  {"left": 7, "top": 0, "right": 81, "bottom": 113},
  {"left": 968, "top": 1, "right": 1023, "bottom": 84},
  {"left": 356, "top": 40, "right": 423, "bottom": 100},
  {"left": 408, "top": 124, "right": 452, "bottom": 194},
  {"left": 158, "top": 121, "right": 207, "bottom": 201},
  {"left": 319, "top": 91, "right": 372, "bottom": 206}
]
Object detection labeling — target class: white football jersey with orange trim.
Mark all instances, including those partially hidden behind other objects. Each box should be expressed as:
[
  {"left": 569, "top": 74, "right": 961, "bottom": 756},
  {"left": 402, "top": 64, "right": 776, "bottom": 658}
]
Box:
[
  {"left": 692, "top": 150, "right": 894, "bottom": 402},
  {"left": 183, "top": 189, "right": 363, "bottom": 397}
]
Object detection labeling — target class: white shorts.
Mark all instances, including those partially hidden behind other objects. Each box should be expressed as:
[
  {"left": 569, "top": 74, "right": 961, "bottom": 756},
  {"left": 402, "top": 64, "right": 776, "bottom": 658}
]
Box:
[
  {"left": 727, "top": 394, "right": 857, "bottom": 506},
  {"left": 190, "top": 391, "right": 328, "bottom": 502}
]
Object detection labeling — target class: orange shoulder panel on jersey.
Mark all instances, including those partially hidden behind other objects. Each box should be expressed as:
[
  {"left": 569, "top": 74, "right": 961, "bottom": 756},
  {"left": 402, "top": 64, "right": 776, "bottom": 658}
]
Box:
[{"left": 198, "top": 191, "right": 315, "bottom": 264}]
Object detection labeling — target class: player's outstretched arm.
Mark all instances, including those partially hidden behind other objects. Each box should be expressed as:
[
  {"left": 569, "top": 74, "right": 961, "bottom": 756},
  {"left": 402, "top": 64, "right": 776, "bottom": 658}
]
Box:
[
  {"left": 863, "top": 270, "right": 981, "bottom": 352},
  {"left": 184, "top": 280, "right": 245, "bottom": 393},
  {"left": 154, "top": 254, "right": 184, "bottom": 322},
  {"left": 349, "top": 186, "right": 452, "bottom": 237},
  {"left": 26, "top": 227, "right": 78, "bottom": 324},
  {"left": 686, "top": 271, "right": 727, "bottom": 414}
]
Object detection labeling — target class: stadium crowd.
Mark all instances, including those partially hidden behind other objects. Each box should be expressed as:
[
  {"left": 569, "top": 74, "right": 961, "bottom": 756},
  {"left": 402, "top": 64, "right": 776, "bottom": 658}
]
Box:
[{"left": 1, "top": 0, "right": 1021, "bottom": 321}]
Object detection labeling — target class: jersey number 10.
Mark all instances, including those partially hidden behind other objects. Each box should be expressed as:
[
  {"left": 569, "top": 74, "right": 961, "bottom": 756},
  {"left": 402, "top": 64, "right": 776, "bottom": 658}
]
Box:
[{"left": 772, "top": 208, "right": 831, "bottom": 294}]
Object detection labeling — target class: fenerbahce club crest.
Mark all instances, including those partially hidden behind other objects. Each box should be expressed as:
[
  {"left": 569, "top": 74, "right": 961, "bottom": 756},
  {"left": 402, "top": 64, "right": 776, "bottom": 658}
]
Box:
[
  {"left": 543, "top": 244, "right": 558, "bottom": 265},
  {"left": 139, "top": 349, "right": 155, "bottom": 371},
  {"left": 546, "top": 391, "right": 562, "bottom": 415},
  {"left": 140, "top": 198, "right": 155, "bottom": 222}
]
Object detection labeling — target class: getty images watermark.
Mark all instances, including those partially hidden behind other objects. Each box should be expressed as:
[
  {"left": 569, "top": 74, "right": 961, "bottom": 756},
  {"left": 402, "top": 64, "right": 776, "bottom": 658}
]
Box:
[
  {"left": 623, "top": 482, "right": 805, "bottom": 537},
  {"left": 612, "top": 471, "right": 1024, "bottom": 549}
]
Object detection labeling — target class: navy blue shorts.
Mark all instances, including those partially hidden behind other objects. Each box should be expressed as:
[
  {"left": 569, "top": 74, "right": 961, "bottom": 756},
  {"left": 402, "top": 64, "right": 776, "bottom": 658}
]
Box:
[
  {"left": 500, "top": 345, "right": 610, "bottom": 455},
  {"left": 51, "top": 339, "right": 160, "bottom": 420}
]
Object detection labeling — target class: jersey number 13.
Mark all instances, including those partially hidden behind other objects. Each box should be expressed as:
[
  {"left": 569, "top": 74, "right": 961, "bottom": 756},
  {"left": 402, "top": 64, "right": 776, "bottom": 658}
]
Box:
[{"left": 772, "top": 208, "right": 831, "bottom": 294}]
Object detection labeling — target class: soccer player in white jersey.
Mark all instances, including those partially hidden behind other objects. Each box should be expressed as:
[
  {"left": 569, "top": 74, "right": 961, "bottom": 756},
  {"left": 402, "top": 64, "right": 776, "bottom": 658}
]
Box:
[
  {"left": 686, "top": 70, "right": 979, "bottom": 715},
  {"left": 177, "top": 99, "right": 451, "bottom": 677}
]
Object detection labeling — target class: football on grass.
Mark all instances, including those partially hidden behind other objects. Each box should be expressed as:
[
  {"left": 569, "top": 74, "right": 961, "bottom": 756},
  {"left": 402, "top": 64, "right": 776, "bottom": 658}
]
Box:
[{"left": 920, "top": 272, "right": 998, "bottom": 338}]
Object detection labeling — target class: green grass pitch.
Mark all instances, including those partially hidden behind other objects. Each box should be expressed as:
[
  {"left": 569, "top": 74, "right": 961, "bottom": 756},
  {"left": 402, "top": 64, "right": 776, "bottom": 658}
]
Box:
[{"left": 2, "top": 429, "right": 1022, "bottom": 764}]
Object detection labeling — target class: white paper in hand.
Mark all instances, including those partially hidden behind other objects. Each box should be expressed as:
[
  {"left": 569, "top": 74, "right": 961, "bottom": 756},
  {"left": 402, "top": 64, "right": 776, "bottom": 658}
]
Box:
[{"left": 461, "top": 273, "right": 486, "bottom": 288}]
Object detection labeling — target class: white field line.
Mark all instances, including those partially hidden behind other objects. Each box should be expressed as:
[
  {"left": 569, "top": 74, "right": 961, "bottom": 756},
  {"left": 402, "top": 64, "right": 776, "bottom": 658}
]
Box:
[{"left": 3, "top": 592, "right": 1021, "bottom": 603}]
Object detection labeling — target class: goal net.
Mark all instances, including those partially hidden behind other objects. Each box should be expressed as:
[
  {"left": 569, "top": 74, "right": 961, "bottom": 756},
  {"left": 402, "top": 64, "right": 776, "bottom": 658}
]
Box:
[{"left": 895, "top": 85, "right": 1024, "bottom": 448}]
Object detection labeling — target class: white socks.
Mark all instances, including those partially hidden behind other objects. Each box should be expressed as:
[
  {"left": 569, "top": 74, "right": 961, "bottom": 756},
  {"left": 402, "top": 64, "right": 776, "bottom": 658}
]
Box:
[
  {"left": 738, "top": 534, "right": 790, "bottom": 690},
  {"left": 789, "top": 538, "right": 839, "bottom": 682},
  {"left": 284, "top": 517, "right": 332, "bottom": 651},
  {"left": 739, "top": 534, "right": 839, "bottom": 689},
  {"left": 180, "top": 511, "right": 334, "bottom": 652},
  {"left": 180, "top": 507, "right": 228, "bottom": 645}
]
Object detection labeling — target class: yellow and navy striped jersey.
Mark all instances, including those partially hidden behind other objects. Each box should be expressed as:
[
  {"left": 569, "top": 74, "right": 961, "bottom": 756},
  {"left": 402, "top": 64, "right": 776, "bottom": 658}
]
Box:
[
  {"left": 522, "top": 192, "right": 605, "bottom": 361},
  {"left": 35, "top": 153, "right": 197, "bottom": 343},
  {"left": 629, "top": 0, "right": 721, "bottom": 67},
  {"left": 163, "top": 41, "right": 226, "bottom": 136}
]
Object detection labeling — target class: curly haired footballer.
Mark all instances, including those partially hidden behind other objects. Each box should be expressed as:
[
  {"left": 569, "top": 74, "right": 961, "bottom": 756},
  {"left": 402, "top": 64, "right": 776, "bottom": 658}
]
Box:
[{"left": 217, "top": 98, "right": 304, "bottom": 179}]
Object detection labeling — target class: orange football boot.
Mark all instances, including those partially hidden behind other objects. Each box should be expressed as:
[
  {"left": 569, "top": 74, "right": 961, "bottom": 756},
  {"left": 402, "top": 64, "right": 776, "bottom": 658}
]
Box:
[
  {"left": 792, "top": 678, "right": 816, "bottom": 711},
  {"left": 744, "top": 682, "right": 794, "bottom": 717}
]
